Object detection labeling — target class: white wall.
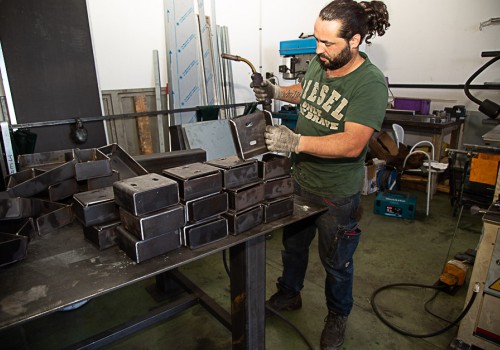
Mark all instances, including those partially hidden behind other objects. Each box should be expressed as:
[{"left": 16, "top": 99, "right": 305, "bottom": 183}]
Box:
[
  {"left": 87, "top": 0, "right": 168, "bottom": 90},
  {"left": 88, "top": 0, "right": 500, "bottom": 113}
]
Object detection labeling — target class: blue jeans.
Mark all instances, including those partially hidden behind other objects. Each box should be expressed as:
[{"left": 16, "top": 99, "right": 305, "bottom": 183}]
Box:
[{"left": 277, "top": 181, "right": 361, "bottom": 317}]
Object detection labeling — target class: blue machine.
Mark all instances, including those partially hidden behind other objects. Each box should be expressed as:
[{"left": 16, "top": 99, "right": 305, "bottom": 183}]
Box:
[
  {"left": 278, "top": 38, "right": 317, "bottom": 80},
  {"left": 373, "top": 191, "right": 417, "bottom": 220}
]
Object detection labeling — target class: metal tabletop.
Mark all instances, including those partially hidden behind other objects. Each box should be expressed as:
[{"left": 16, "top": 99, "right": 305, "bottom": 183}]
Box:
[{"left": 0, "top": 196, "right": 326, "bottom": 348}]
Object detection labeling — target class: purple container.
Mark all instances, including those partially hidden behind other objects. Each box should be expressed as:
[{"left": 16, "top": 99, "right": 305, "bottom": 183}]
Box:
[{"left": 393, "top": 98, "right": 431, "bottom": 115}]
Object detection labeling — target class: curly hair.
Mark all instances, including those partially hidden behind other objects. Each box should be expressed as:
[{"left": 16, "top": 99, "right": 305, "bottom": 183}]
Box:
[{"left": 319, "top": 0, "right": 390, "bottom": 44}]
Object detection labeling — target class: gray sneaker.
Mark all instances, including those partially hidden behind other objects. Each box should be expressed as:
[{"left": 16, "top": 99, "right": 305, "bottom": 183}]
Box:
[{"left": 320, "top": 310, "right": 348, "bottom": 350}]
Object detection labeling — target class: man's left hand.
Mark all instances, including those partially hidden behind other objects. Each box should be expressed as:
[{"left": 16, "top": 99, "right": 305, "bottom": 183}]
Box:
[{"left": 264, "top": 125, "right": 301, "bottom": 153}]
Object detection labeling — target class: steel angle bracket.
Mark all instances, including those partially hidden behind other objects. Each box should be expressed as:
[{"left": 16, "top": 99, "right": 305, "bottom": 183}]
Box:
[
  {"left": 229, "top": 110, "right": 273, "bottom": 160},
  {"left": 98, "top": 144, "right": 148, "bottom": 180},
  {"left": 30, "top": 198, "right": 73, "bottom": 236}
]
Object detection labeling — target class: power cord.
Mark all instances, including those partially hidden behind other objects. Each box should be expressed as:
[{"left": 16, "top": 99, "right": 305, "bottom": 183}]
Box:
[
  {"left": 370, "top": 282, "right": 480, "bottom": 338},
  {"left": 222, "top": 250, "right": 315, "bottom": 350}
]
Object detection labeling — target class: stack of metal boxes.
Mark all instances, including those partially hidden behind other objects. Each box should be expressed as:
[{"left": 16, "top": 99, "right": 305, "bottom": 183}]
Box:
[
  {"left": 206, "top": 156, "right": 263, "bottom": 235},
  {"left": 73, "top": 144, "right": 149, "bottom": 250},
  {"left": 258, "top": 154, "right": 294, "bottom": 223},
  {"left": 113, "top": 173, "right": 185, "bottom": 263},
  {"left": 163, "top": 163, "right": 229, "bottom": 249}
]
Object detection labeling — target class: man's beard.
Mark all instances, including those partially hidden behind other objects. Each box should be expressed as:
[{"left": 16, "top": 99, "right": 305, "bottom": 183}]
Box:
[{"left": 317, "top": 43, "right": 352, "bottom": 71}]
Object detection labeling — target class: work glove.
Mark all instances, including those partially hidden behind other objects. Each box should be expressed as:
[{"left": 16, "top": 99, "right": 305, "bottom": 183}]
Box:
[
  {"left": 250, "top": 79, "right": 281, "bottom": 102},
  {"left": 264, "top": 125, "right": 301, "bottom": 153}
]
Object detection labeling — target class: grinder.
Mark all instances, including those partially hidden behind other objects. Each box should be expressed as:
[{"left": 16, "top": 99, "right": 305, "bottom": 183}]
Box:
[{"left": 221, "top": 53, "right": 272, "bottom": 112}]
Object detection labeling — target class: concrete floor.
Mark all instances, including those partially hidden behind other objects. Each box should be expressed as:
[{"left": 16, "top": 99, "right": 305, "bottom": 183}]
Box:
[{"left": 0, "top": 190, "right": 483, "bottom": 349}]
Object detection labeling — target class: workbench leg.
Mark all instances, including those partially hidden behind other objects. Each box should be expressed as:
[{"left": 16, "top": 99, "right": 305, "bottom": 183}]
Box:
[{"left": 229, "top": 235, "right": 266, "bottom": 350}]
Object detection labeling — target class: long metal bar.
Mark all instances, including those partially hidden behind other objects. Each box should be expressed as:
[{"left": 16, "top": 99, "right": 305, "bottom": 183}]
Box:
[
  {"left": 65, "top": 294, "right": 198, "bottom": 350},
  {"left": 153, "top": 50, "right": 165, "bottom": 153},
  {"left": 169, "top": 269, "right": 232, "bottom": 330},
  {"left": 10, "top": 102, "right": 260, "bottom": 129},
  {"left": 389, "top": 83, "right": 500, "bottom": 90}
]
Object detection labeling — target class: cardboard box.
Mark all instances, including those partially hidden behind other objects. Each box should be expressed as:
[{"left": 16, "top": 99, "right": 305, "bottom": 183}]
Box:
[{"left": 362, "top": 158, "right": 386, "bottom": 195}]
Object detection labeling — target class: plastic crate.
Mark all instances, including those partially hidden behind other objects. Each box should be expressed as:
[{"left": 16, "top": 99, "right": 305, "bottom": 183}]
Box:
[{"left": 393, "top": 98, "right": 431, "bottom": 115}]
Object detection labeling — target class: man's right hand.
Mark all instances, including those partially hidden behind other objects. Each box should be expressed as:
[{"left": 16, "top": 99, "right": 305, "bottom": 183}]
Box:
[{"left": 250, "top": 79, "right": 280, "bottom": 102}]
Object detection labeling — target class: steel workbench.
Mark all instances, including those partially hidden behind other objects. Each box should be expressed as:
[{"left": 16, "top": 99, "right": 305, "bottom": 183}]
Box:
[{"left": 0, "top": 196, "right": 326, "bottom": 350}]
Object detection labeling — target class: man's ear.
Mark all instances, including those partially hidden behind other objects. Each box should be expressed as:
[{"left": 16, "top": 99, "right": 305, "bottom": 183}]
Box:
[{"left": 350, "top": 34, "right": 361, "bottom": 49}]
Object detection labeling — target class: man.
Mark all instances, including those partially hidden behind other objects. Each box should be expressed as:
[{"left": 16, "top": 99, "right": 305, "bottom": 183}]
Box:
[{"left": 252, "top": 1, "right": 390, "bottom": 349}]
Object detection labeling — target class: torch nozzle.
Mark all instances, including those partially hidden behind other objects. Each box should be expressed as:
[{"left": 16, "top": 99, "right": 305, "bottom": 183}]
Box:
[{"left": 221, "top": 53, "right": 256, "bottom": 74}]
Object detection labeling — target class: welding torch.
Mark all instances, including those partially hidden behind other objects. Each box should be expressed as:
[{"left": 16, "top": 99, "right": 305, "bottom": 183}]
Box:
[{"left": 221, "top": 53, "right": 272, "bottom": 112}]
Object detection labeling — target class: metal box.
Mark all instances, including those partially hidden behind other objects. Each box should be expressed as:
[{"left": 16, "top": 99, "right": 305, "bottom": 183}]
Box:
[
  {"left": 258, "top": 153, "right": 292, "bottom": 180},
  {"left": 182, "top": 216, "right": 228, "bottom": 249},
  {"left": 163, "top": 162, "right": 222, "bottom": 201},
  {"left": 205, "top": 156, "right": 259, "bottom": 189},
  {"left": 74, "top": 148, "right": 112, "bottom": 181},
  {"left": 223, "top": 205, "right": 263, "bottom": 235},
  {"left": 83, "top": 220, "right": 120, "bottom": 250},
  {"left": 264, "top": 176, "right": 294, "bottom": 200},
  {"left": 113, "top": 173, "right": 179, "bottom": 216},
  {"left": 262, "top": 196, "right": 294, "bottom": 223},
  {"left": 184, "top": 192, "right": 228, "bottom": 223},
  {"left": 229, "top": 111, "right": 273, "bottom": 159},
  {"left": 226, "top": 181, "right": 264, "bottom": 212},
  {"left": 73, "top": 187, "right": 119, "bottom": 227},
  {"left": 119, "top": 204, "right": 185, "bottom": 240},
  {"left": 117, "top": 225, "right": 181, "bottom": 263}
]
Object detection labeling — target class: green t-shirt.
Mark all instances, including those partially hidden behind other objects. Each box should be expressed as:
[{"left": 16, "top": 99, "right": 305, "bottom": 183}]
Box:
[{"left": 292, "top": 52, "right": 388, "bottom": 197}]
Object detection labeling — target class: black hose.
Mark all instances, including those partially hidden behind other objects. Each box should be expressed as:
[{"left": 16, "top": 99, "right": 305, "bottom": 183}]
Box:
[
  {"left": 371, "top": 282, "right": 479, "bottom": 338},
  {"left": 464, "top": 55, "right": 500, "bottom": 105}
]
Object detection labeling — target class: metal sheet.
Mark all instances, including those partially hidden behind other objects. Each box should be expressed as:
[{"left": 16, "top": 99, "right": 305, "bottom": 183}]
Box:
[
  {"left": 258, "top": 153, "right": 291, "bottom": 180},
  {"left": 182, "top": 216, "right": 228, "bottom": 249},
  {"left": 206, "top": 156, "right": 259, "bottom": 189},
  {"left": 226, "top": 181, "right": 264, "bottom": 212},
  {"left": 262, "top": 196, "right": 294, "bottom": 223},
  {"left": 229, "top": 111, "right": 273, "bottom": 159},
  {"left": 181, "top": 120, "right": 237, "bottom": 160},
  {"left": 117, "top": 225, "right": 181, "bottom": 263},
  {"left": 113, "top": 173, "right": 179, "bottom": 216},
  {"left": 163, "top": 162, "right": 222, "bottom": 201},
  {"left": 119, "top": 204, "right": 185, "bottom": 240},
  {"left": 223, "top": 205, "right": 263, "bottom": 235}
]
